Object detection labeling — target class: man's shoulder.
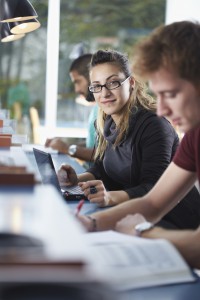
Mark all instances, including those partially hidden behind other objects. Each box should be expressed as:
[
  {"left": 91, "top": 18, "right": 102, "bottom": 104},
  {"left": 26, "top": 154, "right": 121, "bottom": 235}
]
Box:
[
  {"left": 182, "top": 125, "right": 200, "bottom": 148},
  {"left": 89, "top": 104, "right": 98, "bottom": 116}
]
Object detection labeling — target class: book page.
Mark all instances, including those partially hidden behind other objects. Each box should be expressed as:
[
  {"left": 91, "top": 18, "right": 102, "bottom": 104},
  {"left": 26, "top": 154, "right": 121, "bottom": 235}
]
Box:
[{"left": 84, "top": 230, "right": 196, "bottom": 290}]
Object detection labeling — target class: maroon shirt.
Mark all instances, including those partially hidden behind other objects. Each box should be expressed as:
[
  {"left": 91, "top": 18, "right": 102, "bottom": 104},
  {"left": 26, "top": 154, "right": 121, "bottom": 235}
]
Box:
[{"left": 173, "top": 125, "right": 200, "bottom": 183}]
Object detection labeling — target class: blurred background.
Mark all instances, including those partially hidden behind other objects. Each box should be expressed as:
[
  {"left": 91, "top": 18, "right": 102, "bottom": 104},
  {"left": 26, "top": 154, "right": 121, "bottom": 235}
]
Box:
[{"left": 0, "top": 0, "right": 199, "bottom": 144}]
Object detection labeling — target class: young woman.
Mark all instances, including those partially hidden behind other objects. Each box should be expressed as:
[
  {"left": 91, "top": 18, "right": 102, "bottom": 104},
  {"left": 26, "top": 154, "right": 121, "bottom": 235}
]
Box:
[{"left": 59, "top": 49, "right": 200, "bottom": 230}]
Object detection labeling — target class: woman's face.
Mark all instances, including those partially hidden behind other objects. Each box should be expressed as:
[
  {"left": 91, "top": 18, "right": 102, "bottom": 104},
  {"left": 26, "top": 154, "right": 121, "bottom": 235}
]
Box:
[{"left": 90, "top": 63, "right": 133, "bottom": 124}]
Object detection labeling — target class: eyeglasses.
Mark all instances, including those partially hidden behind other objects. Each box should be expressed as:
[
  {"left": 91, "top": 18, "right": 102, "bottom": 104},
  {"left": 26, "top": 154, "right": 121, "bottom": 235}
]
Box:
[{"left": 88, "top": 76, "right": 130, "bottom": 93}]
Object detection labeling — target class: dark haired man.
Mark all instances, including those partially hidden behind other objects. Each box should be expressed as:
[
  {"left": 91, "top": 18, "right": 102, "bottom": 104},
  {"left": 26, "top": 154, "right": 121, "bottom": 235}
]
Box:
[{"left": 45, "top": 54, "right": 97, "bottom": 164}]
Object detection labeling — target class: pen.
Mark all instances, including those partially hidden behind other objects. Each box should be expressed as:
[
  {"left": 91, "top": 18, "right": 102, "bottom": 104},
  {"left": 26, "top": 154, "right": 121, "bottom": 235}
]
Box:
[{"left": 75, "top": 199, "right": 85, "bottom": 216}]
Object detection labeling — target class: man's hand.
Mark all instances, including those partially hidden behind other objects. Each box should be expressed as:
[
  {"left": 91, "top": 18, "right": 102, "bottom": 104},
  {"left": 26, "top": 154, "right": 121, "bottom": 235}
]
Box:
[
  {"left": 115, "top": 213, "right": 147, "bottom": 236},
  {"left": 45, "top": 138, "right": 69, "bottom": 154}
]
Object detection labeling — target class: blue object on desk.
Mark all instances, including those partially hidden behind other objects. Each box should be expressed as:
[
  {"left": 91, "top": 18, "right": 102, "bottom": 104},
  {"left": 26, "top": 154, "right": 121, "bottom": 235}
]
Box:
[
  {"left": 0, "top": 232, "right": 42, "bottom": 248},
  {"left": 119, "top": 276, "right": 200, "bottom": 300},
  {"left": 0, "top": 282, "right": 118, "bottom": 300},
  {"left": 68, "top": 200, "right": 102, "bottom": 215}
]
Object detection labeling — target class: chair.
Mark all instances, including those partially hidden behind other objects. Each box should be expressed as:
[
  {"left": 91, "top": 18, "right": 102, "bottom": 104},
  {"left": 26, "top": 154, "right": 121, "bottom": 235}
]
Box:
[{"left": 29, "top": 107, "right": 41, "bottom": 144}]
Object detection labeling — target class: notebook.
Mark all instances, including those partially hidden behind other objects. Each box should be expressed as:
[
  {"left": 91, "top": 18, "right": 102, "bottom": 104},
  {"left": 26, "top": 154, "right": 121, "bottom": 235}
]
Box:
[{"left": 33, "top": 148, "right": 87, "bottom": 201}]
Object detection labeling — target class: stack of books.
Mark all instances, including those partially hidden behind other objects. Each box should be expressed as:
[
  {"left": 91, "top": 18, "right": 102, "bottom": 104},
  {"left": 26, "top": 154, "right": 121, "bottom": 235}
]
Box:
[
  {"left": 0, "top": 147, "right": 35, "bottom": 186},
  {"left": 0, "top": 119, "right": 14, "bottom": 147},
  {"left": 0, "top": 109, "right": 28, "bottom": 147}
]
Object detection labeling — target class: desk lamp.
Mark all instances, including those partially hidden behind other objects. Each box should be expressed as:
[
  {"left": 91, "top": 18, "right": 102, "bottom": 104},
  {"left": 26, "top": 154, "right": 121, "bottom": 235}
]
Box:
[
  {"left": 0, "top": 22, "right": 25, "bottom": 42},
  {"left": 9, "top": 18, "right": 40, "bottom": 34},
  {"left": 0, "top": 0, "right": 37, "bottom": 23}
]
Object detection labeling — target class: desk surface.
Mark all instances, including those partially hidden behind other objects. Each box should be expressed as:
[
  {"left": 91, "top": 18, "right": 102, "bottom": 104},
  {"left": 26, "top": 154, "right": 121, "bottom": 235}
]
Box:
[
  {"left": 68, "top": 202, "right": 200, "bottom": 299},
  {"left": 119, "top": 277, "right": 200, "bottom": 300},
  {"left": 25, "top": 149, "right": 200, "bottom": 299}
]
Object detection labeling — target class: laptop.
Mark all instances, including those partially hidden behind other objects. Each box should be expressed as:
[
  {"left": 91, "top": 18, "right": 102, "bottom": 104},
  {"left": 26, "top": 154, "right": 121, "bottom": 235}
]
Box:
[{"left": 33, "top": 148, "right": 87, "bottom": 201}]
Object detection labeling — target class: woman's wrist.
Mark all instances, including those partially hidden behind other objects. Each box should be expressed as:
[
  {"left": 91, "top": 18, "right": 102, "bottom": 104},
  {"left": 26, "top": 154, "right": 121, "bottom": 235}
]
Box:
[
  {"left": 108, "top": 191, "right": 129, "bottom": 206},
  {"left": 86, "top": 215, "right": 97, "bottom": 232}
]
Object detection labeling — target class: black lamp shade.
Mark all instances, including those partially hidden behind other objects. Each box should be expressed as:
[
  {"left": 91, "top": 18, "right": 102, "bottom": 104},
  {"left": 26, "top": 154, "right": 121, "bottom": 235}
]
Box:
[
  {"left": 9, "top": 18, "right": 40, "bottom": 34},
  {"left": 0, "top": 22, "right": 25, "bottom": 42},
  {"left": 0, "top": 0, "right": 38, "bottom": 23}
]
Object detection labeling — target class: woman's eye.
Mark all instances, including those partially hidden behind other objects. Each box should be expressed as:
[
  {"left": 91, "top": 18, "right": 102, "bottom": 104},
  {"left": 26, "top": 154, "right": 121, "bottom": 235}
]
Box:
[
  {"left": 92, "top": 84, "right": 101, "bottom": 90},
  {"left": 107, "top": 81, "right": 118, "bottom": 87}
]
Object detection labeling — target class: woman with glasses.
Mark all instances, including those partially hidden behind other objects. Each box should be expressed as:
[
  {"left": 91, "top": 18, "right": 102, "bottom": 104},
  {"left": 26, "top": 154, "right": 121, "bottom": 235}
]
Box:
[{"left": 59, "top": 49, "right": 200, "bottom": 230}]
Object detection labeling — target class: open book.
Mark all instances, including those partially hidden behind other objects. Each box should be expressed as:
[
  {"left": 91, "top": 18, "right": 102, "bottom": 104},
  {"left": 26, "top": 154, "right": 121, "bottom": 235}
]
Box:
[{"left": 84, "top": 230, "right": 196, "bottom": 291}]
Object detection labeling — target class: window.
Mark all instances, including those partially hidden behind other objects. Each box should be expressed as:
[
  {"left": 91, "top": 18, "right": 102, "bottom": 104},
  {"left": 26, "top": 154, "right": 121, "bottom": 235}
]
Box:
[{"left": 0, "top": 0, "right": 166, "bottom": 143}]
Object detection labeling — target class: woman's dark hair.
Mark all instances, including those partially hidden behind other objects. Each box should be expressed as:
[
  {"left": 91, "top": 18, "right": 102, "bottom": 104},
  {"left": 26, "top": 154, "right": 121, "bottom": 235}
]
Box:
[{"left": 90, "top": 49, "right": 131, "bottom": 78}]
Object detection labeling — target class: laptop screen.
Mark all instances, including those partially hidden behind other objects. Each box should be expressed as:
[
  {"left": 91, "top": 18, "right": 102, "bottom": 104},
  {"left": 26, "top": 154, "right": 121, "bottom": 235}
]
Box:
[{"left": 33, "top": 148, "right": 61, "bottom": 192}]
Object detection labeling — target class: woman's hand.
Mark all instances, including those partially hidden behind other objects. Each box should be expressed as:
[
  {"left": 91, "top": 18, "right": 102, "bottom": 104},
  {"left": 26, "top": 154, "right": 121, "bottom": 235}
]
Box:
[
  {"left": 57, "top": 164, "right": 78, "bottom": 187},
  {"left": 76, "top": 214, "right": 96, "bottom": 232},
  {"left": 115, "top": 213, "right": 147, "bottom": 236},
  {"left": 79, "top": 180, "right": 111, "bottom": 207}
]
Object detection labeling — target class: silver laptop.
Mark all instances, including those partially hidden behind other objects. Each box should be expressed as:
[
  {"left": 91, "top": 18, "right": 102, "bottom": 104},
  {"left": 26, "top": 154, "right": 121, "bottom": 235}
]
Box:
[{"left": 33, "top": 148, "right": 87, "bottom": 201}]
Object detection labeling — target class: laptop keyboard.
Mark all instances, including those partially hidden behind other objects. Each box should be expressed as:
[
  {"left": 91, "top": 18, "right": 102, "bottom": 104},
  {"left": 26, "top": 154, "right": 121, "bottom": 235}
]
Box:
[
  {"left": 62, "top": 185, "right": 83, "bottom": 194},
  {"left": 25, "top": 150, "right": 85, "bottom": 195}
]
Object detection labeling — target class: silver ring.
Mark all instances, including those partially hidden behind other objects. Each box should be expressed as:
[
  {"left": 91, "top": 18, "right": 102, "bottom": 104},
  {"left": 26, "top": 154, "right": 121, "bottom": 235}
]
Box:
[{"left": 90, "top": 186, "right": 97, "bottom": 194}]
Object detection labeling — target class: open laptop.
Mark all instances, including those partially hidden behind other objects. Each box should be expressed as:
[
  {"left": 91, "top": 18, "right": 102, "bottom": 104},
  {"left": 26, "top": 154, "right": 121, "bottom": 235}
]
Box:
[{"left": 33, "top": 148, "right": 87, "bottom": 201}]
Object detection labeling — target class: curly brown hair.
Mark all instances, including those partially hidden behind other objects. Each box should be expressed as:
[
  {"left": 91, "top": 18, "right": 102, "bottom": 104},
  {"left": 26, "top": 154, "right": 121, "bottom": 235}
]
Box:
[{"left": 132, "top": 21, "right": 200, "bottom": 88}]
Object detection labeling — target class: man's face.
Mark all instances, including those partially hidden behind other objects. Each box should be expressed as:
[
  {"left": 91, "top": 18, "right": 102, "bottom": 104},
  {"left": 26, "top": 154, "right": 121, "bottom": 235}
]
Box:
[
  {"left": 149, "top": 68, "right": 200, "bottom": 133},
  {"left": 69, "top": 70, "right": 89, "bottom": 98}
]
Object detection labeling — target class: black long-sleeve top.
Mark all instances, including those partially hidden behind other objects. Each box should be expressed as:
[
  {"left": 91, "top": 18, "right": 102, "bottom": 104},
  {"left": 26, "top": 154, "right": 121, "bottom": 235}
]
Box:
[
  {"left": 87, "top": 108, "right": 200, "bottom": 230},
  {"left": 88, "top": 109, "right": 178, "bottom": 198}
]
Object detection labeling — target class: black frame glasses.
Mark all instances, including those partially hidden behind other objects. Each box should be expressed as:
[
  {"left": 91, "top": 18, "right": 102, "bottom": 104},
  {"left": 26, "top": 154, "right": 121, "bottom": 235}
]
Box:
[{"left": 88, "top": 76, "right": 130, "bottom": 93}]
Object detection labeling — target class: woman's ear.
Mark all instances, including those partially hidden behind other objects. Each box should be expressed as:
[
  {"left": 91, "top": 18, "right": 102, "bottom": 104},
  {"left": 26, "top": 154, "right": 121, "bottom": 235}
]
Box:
[
  {"left": 129, "top": 76, "right": 135, "bottom": 91},
  {"left": 130, "top": 76, "right": 135, "bottom": 86}
]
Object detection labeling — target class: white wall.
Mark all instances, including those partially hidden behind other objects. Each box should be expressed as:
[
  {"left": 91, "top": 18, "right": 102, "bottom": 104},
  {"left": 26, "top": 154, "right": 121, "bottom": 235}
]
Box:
[{"left": 166, "top": 0, "right": 200, "bottom": 24}]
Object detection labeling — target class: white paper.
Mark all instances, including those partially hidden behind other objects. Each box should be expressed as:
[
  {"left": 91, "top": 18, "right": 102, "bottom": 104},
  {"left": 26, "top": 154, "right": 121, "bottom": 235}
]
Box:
[{"left": 84, "top": 230, "right": 196, "bottom": 290}]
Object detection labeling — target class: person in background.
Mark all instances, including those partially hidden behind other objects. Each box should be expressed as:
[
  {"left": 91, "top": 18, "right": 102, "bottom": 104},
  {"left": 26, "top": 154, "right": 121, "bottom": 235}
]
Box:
[
  {"left": 59, "top": 49, "right": 200, "bottom": 230},
  {"left": 45, "top": 54, "right": 98, "bottom": 165},
  {"left": 78, "top": 21, "right": 200, "bottom": 269}
]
